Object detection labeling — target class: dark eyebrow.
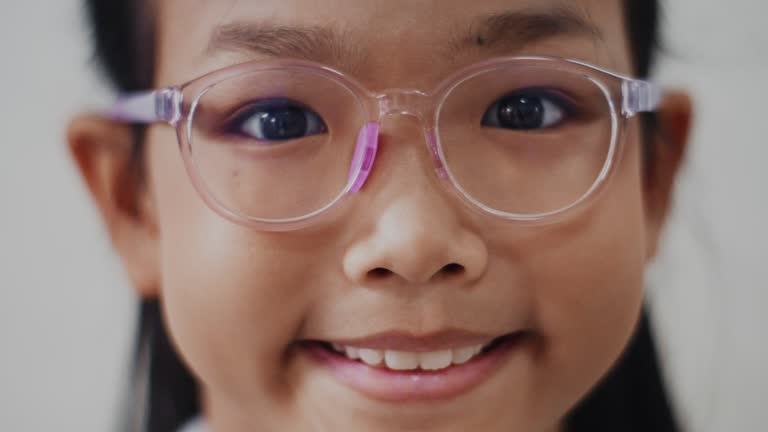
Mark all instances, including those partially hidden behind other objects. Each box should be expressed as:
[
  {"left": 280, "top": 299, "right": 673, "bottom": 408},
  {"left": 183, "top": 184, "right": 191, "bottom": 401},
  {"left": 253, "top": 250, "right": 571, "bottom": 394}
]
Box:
[
  {"left": 207, "top": 23, "right": 363, "bottom": 69},
  {"left": 455, "top": 6, "right": 603, "bottom": 54}
]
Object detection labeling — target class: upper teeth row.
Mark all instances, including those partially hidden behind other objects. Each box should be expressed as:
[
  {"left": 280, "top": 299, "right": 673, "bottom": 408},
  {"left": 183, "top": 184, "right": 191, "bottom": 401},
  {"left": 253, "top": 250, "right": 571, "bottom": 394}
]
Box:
[{"left": 331, "top": 343, "right": 488, "bottom": 371}]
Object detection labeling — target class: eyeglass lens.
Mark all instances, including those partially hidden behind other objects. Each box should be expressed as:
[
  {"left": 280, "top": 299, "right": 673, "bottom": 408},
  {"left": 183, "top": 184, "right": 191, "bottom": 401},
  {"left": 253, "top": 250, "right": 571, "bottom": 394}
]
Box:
[{"left": 187, "top": 65, "right": 614, "bottom": 221}]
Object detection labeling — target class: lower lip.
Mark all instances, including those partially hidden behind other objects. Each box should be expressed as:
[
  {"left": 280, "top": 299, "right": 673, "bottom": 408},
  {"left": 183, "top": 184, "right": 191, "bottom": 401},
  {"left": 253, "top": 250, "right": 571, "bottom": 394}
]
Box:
[{"left": 301, "top": 334, "right": 525, "bottom": 403}]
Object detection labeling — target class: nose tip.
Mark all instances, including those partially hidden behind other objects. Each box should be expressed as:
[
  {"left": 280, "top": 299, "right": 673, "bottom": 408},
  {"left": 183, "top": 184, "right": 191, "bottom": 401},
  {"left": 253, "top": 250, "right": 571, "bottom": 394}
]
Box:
[
  {"left": 341, "top": 196, "right": 488, "bottom": 287},
  {"left": 343, "top": 227, "right": 487, "bottom": 286}
]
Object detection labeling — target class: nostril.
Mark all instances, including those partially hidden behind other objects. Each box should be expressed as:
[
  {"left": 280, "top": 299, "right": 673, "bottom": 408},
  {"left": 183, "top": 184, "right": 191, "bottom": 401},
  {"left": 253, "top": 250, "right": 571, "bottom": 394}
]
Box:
[
  {"left": 442, "top": 263, "right": 465, "bottom": 275},
  {"left": 365, "top": 264, "right": 465, "bottom": 283},
  {"left": 369, "top": 268, "right": 393, "bottom": 279}
]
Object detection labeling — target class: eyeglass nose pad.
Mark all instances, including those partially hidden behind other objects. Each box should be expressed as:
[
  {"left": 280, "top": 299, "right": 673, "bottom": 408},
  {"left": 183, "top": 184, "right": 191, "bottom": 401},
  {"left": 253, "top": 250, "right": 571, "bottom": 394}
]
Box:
[
  {"left": 425, "top": 130, "right": 449, "bottom": 180},
  {"left": 348, "top": 122, "right": 381, "bottom": 193}
]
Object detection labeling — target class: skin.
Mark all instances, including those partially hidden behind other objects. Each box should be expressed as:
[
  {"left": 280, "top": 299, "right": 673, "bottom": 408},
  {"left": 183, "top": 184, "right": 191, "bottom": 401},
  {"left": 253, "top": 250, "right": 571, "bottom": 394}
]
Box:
[{"left": 68, "top": 0, "right": 692, "bottom": 431}]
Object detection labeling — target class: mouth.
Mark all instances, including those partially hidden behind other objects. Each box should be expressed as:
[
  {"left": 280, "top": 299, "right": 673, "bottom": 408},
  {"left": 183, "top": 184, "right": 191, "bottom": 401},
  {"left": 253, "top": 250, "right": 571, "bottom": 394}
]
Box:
[
  {"left": 298, "top": 331, "right": 528, "bottom": 402},
  {"left": 320, "top": 333, "right": 510, "bottom": 371}
]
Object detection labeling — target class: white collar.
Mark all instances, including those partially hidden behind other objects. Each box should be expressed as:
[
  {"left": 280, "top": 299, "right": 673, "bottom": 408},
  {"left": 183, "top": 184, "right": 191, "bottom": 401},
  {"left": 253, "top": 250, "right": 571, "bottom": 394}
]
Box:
[{"left": 178, "top": 416, "right": 208, "bottom": 432}]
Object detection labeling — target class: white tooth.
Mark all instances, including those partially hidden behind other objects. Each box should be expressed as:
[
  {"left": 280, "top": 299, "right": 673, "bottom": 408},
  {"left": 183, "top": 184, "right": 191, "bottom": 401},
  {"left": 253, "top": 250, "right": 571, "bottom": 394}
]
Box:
[
  {"left": 384, "top": 350, "right": 420, "bottom": 370},
  {"left": 358, "top": 349, "right": 383, "bottom": 366},
  {"left": 419, "top": 350, "right": 453, "bottom": 370},
  {"left": 345, "top": 347, "right": 360, "bottom": 360},
  {"left": 472, "top": 344, "right": 484, "bottom": 355},
  {"left": 452, "top": 346, "right": 477, "bottom": 364},
  {"left": 332, "top": 343, "right": 344, "bottom": 353}
]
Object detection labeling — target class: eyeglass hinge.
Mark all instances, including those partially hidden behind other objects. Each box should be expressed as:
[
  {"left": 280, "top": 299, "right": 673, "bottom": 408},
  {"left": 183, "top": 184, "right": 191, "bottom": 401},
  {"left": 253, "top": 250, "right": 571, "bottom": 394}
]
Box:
[
  {"left": 622, "top": 79, "right": 662, "bottom": 117},
  {"left": 155, "top": 87, "right": 182, "bottom": 125}
]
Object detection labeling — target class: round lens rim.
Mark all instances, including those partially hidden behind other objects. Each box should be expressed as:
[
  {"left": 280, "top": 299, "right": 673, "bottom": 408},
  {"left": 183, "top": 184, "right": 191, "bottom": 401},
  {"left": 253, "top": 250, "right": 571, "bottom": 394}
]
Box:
[
  {"left": 433, "top": 61, "right": 622, "bottom": 224},
  {"left": 177, "top": 66, "right": 372, "bottom": 231}
]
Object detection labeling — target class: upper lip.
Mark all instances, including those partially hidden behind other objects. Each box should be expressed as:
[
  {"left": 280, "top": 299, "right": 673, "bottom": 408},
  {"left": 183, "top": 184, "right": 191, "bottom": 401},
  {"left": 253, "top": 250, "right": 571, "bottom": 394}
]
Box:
[{"left": 321, "top": 329, "right": 514, "bottom": 352}]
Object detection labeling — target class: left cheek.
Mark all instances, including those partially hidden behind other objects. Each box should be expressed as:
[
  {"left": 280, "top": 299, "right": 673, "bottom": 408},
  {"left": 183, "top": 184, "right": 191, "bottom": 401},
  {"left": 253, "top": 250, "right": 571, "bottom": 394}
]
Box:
[
  {"left": 531, "top": 142, "right": 648, "bottom": 395},
  {"left": 535, "top": 222, "right": 646, "bottom": 356}
]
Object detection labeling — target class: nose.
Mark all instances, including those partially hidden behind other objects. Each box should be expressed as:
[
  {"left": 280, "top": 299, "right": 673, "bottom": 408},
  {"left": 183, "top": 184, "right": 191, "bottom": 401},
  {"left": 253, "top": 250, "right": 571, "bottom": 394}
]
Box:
[
  {"left": 342, "top": 198, "right": 488, "bottom": 285},
  {"left": 342, "top": 115, "right": 488, "bottom": 287}
]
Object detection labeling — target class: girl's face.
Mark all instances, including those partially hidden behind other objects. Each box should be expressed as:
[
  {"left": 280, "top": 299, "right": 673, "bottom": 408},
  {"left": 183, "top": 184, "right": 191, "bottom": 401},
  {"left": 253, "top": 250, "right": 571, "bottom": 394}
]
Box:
[{"left": 71, "top": 0, "right": 690, "bottom": 431}]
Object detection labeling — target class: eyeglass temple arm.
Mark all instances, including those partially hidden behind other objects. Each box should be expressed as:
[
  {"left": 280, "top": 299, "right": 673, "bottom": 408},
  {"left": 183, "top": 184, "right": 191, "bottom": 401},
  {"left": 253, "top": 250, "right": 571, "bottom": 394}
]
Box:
[
  {"left": 622, "top": 79, "right": 663, "bottom": 117},
  {"left": 107, "top": 87, "right": 182, "bottom": 125}
]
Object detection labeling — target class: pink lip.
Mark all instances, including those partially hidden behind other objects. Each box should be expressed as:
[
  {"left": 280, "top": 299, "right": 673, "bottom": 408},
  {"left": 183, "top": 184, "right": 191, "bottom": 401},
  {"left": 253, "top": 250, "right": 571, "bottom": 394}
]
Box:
[{"left": 301, "top": 333, "right": 526, "bottom": 403}]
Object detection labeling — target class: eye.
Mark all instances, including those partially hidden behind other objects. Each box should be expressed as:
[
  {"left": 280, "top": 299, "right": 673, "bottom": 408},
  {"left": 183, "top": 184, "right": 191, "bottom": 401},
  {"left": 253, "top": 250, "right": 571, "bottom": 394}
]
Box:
[
  {"left": 227, "top": 99, "right": 327, "bottom": 142},
  {"left": 481, "top": 90, "right": 570, "bottom": 131}
]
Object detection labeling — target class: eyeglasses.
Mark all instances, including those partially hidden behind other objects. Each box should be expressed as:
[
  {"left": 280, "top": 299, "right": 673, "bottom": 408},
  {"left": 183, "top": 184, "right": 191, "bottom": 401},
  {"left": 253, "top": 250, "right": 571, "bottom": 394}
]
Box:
[{"left": 109, "top": 56, "right": 661, "bottom": 231}]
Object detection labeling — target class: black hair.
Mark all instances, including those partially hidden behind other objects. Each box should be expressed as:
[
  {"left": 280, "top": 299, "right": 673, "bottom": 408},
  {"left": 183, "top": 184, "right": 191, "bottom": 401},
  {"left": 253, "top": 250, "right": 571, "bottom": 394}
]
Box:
[{"left": 84, "top": 1, "right": 677, "bottom": 431}]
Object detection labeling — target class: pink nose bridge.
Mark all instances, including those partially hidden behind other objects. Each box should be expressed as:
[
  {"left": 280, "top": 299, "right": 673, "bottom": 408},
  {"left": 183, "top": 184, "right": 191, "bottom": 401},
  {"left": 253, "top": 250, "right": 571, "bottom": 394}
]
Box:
[{"left": 347, "top": 89, "right": 444, "bottom": 193}]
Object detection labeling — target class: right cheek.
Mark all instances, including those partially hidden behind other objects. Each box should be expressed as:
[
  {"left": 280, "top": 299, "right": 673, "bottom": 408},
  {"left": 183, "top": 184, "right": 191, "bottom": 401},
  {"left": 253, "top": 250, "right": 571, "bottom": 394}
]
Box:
[
  {"left": 156, "top": 223, "right": 317, "bottom": 396},
  {"left": 158, "top": 250, "right": 275, "bottom": 401},
  {"left": 146, "top": 137, "right": 266, "bottom": 395}
]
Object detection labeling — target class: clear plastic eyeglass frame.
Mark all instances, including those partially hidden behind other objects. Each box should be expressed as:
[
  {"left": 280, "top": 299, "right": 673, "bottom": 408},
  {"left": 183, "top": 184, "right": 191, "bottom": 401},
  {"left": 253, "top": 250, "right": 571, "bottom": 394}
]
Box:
[{"left": 109, "top": 56, "right": 662, "bottom": 231}]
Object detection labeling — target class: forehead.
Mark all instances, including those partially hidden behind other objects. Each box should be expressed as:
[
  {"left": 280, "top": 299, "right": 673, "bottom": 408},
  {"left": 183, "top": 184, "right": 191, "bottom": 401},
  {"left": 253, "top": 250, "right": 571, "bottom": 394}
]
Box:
[{"left": 155, "top": 0, "right": 630, "bottom": 86}]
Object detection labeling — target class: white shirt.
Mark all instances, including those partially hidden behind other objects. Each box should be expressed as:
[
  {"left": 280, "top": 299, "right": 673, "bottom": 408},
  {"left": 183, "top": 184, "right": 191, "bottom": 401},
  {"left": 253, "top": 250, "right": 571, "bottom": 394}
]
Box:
[{"left": 178, "top": 417, "right": 208, "bottom": 432}]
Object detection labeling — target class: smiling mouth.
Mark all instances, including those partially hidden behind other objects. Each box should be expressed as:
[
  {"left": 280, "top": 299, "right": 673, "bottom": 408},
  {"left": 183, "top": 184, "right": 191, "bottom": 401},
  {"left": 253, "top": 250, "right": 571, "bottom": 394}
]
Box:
[
  {"left": 308, "top": 334, "right": 515, "bottom": 372},
  {"left": 298, "top": 331, "right": 527, "bottom": 402}
]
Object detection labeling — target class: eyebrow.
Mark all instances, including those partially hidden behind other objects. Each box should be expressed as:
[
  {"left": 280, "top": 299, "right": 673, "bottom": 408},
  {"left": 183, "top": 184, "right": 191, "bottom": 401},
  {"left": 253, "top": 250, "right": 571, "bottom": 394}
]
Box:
[
  {"left": 456, "top": 5, "right": 603, "bottom": 54},
  {"left": 207, "top": 5, "right": 602, "bottom": 67},
  {"left": 207, "top": 23, "right": 364, "bottom": 70}
]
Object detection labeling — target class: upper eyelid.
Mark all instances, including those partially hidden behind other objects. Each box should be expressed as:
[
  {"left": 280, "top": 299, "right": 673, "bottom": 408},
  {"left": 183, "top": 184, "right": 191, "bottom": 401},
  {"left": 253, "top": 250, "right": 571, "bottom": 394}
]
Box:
[
  {"left": 488, "top": 88, "right": 580, "bottom": 115},
  {"left": 225, "top": 98, "right": 321, "bottom": 120},
  {"left": 226, "top": 100, "right": 327, "bottom": 134},
  {"left": 506, "top": 88, "right": 577, "bottom": 103},
  {"left": 235, "top": 97, "right": 315, "bottom": 110}
]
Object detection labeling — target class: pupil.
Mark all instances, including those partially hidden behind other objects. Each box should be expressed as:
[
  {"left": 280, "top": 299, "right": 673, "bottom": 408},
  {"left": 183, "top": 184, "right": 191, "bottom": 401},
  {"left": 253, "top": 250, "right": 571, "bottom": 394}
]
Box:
[
  {"left": 260, "top": 107, "right": 307, "bottom": 140},
  {"left": 498, "top": 95, "right": 544, "bottom": 129}
]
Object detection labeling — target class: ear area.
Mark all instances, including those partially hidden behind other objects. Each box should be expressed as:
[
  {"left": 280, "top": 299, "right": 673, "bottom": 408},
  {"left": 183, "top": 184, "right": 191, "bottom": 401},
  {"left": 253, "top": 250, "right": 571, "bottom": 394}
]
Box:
[
  {"left": 643, "top": 91, "right": 694, "bottom": 260},
  {"left": 67, "top": 114, "right": 160, "bottom": 298}
]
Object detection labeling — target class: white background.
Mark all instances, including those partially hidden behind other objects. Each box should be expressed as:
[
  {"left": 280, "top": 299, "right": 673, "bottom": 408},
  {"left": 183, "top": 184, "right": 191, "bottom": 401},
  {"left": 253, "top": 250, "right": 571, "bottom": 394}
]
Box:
[{"left": 1, "top": 1, "right": 766, "bottom": 431}]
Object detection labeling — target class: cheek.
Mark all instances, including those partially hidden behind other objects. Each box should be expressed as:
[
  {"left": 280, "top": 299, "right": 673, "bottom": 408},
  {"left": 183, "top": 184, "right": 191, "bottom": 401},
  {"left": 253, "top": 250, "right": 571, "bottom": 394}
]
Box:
[
  {"left": 526, "top": 135, "right": 648, "bottom": 406},
  {"left": 145, "top": 127, "right": 322, "bottom": 402}
]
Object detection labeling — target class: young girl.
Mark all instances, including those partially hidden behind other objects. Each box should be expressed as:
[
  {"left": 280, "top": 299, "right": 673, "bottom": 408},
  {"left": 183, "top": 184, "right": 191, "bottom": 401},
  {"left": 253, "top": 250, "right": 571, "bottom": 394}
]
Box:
[{"left": 69, "top": 0, "right": 692, "bottom": 431}]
